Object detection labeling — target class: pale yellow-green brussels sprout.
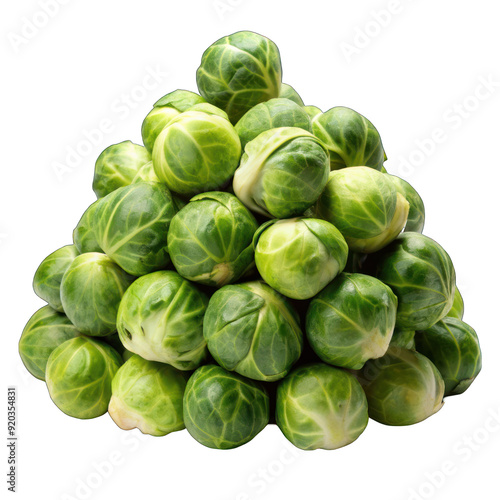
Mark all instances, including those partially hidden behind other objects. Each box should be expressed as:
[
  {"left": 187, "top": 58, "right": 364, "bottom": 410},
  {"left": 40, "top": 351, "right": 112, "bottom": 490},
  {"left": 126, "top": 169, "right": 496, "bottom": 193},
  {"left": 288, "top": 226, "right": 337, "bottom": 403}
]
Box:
[
  {"left": 276, "top": 363, "right": 369, "bottom": 450},
  {"left": 19, "top": 306, "right": 80, "bottom": 381},
  {"left": 141, "top": 90, "right": 206, "bottom": 152},
  {"left": 117, "top": 271, "right": 209, "bottom": 370},
  {"left": 315, "top": 167, "right": 409, "bottom": 253},
  {"left": 73, "top": 199, "right": 104, "bottom": 254},
  {"left": 153, "top": 110, "right": 241, "bottom": 196},
  {"left": 33, "top": 245, "right": 79, "bottom": 312},
  {"left": 109, "top": 355, "right": 188, "bottom": 436},
  {"left": 45, "top": 337, "right": 122, "bottom": 419},
  {"left": 92, "top": 141, "right": 151, "bottom": 198},
  {"left": 253, "top": 218, "right": 348, "bottom": 299}
]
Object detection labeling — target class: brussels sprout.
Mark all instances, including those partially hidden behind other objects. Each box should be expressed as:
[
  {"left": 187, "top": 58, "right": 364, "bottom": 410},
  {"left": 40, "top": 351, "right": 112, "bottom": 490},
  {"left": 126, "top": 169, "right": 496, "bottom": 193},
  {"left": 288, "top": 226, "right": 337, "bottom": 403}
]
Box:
[
  {"left": 141, "top": 107, "right": 180, "bottom": 153},
  {"left": 357, "top": 347, "right": 445, "bottom": 425},
  {"left": 92, "top": 141, "right": 151, "bottom": 198},
  {"left": 142, "top": 90, "right": 206, "bottom": 153},
  {"left": 366, "top": 233, "right": 456, "bottom": 330},
  {"left": 183, "top": 364, "right": 269, "bottom": 449},
  {"left": 415, "top": 317, "right": 482, "bottom": 396},
  {"left": 131, "top": 161, "right": 160, "bottom": 184},
  {"left": 447, "top": 287, "right": 464, "bottom": 319},
  {"left": 315, "top": 167, "right": 409, "bottom": 253},
  {"left": 312, "top": 106, "right": 385, "bottom": 171},
  {"left": 235, "top": 98, "right": 312, "bottom": 149},
  {"left": 306, "top": 273, "right": 397, "bottom": 369},
  {"left": 153, "top": 110, "right": 241, "bottom": 196},
  {"left": 33, "top": 245, "right": 79, "bottom": 312},
  {"left": 101, "top": 333, "right": 126, "bottom": 357},
  {"left": 276, "top": 363, "right": 369, "bottom": 450},
  {"left": 108, "top": 355, "right": 188, "bottom": 436},
  {"left": 196, "top": 31, "right": 282, "bottom": 124},
  {"left": 46, "top": 337, "right": 122, "bottom": 419},
  {"left": 94, "top": 182, "right": 176, "bottom": 276},
  {"left": 73, "top": 199, "right": 104, "bottom": 254},
  {"left": 279, "top": 83, "right": 304, "bottom": 106},
  {"left": 233, "top": 127, "right": 330, "bottom": 218},
  {"left": 388, "top": 175, "right": 425, "bottom": 233},
  {"left": 117, "top": 271, "right": 208, "bottom": 370},
  {"left": 18, "top": 306, "right": 80, "bottom": 381},
  {"left": 154, "top": 89, "right": 207, "bottom": 109},
  {"left": 304, "top": 105, "right": 322, "bottom": 122},
  {"left": 61, "top": 253, "right": 134, "bottom": 336},
  {"left": 253, "top": 218, "right": 348, "bottom": 299},
  {"left": 167, "top": 192, "right": 258, "bottom": 287},
  {"left": 389, "top": 328, "right": 416, "bottom": 349},
  {"left": 204, "top": 281, "right": 303, "bottom": 381}
]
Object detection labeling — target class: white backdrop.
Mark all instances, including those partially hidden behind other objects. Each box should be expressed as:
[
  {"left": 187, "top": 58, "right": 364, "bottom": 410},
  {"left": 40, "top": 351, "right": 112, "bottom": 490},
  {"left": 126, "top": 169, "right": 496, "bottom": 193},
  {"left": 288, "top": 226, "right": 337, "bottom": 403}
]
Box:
[{"left": 2, "top": 1, "right": 499, "bottom": 499}]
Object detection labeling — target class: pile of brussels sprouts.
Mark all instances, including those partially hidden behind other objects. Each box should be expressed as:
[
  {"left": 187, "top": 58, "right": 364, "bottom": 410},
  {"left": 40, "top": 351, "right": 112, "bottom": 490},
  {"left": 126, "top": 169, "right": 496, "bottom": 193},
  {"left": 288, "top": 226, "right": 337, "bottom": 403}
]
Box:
[{"left": 19, "top": 31, "right": 482, "bottom": 451}]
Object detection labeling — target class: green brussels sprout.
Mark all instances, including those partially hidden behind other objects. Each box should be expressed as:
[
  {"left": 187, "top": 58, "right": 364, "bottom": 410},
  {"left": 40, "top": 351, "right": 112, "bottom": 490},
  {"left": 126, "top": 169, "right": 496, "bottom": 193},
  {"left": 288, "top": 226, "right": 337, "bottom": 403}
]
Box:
[
  {"left": 154, "top": 89, "right": 207, "bottom": 109},
  {"left": 356, "top": 347, "right": 445, "bottom": 426},
  {"left": 167, "top": 192, "right": 258, "bottom": 287},
  {"left": 253, "top": 218, "right": 348, "bottom": 299},
  {"left": 235, "top": 98, "right": 312, "bottom": 149},
  {"left": 276, "top": 363, "right": 369, "bottom": 450},
  {"left": 153, "top": 110, "right": 241, "bottom": 196},
  {"left": 73, "top": 199, "right": 104, "bottom": 254},
  {"left": 279, "top": 83, "right": 304, "bottom": 106},
  {"left": 304, "top": 105, "right": 322, "bottom": 122},
  {"left": 389, "top": 328, "right": 416, "bottom": 349},
  {"left": 306, "top": 273, "right": 397, "bottom": 369},
  {"left": 315, "top": 167, "right": 410, "bottom": 253},
  {"left": 19, "top": 306, "right": 80, "bottom": 381},
  {"left": 117, "top": 271, "right": 208, "bottom": 370},
  {"left": 447, "top": 287, "right": 464, "bottom": 319},
  {"left": 415, "top": 317, "right": 482, "bottom": 396},
  {"left": 131, "top": 161, "right": 160, "bottom": 184},
  {"left": 366, "top": 233, "right": 456, "bottom": 330},
  {"left": 92, "top": 141, "right": 151, "bottom": 198},
  {"left": 33, "top": 245, "right": 79, "bottom": 312},
  {"left": 60, "top": 253, "right": 134, "bottom": 336},
  {"left": 203, "top": 281, "right": 303, "bottom": 381},
  {"left": 141, "top": 107, "right": 180, "bottom": 153},
  {"left": 46, "top": 336, "right": 122, "bottom": 419},
  {"left": 312, "top": 106, "right": 385, "bottom": 171},
  {"left": 94, "top": 182, "right": 176, "bottom": 276},
  {"left": 196, "top": 31, "right": 282, "bottom": 124},
  {"left": 108, "top": 355, "right": 188, "bottom": 436},
  {"left": 388, "top": 175, "right": 425, "bottom": 233},
  {"left": 183, "top": 364, "right": 269, "bottom": 449},
  {"left": 233, "top": 127, "right": 330, "bottom": 218}
]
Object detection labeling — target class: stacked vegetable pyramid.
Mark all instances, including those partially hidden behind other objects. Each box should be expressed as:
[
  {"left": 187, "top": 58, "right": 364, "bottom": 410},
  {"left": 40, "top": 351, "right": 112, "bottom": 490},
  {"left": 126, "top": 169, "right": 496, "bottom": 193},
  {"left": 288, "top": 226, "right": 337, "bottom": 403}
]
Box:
[{"left": 19, "top": 31, "right": 482, "bottom": 450}]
